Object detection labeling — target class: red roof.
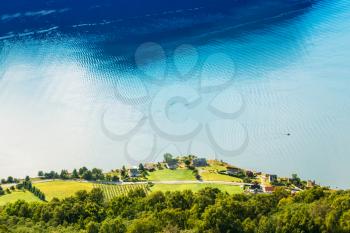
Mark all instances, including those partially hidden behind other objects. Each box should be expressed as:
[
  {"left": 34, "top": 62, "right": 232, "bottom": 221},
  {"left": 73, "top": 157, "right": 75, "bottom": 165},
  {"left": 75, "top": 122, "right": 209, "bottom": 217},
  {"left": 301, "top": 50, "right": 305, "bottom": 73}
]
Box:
[{"left": 264, "top": 186, "right": 275, "bottom": 192}]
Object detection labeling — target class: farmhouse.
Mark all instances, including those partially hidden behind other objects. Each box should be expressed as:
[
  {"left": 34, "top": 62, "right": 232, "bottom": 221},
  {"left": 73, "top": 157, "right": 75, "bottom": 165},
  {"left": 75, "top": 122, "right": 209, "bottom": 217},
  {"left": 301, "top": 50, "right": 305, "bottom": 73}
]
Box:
[
  {"left": 192, "top": 158, "right": 208, "bottom": 167},
  {"left": 248, "top": 183, "right": 263, "bottom": 194},
  {"left": 128, "top": 167, "right": 140, "bottom": 177},
  {"left": 144, "top": 163, "right": 155, "bottom": 172},
  {"left": 261, "top": 174, "right": 278, "bottom": 183},
  {"left": 268, "top": 174, "right": 278, "bottom": 183}
]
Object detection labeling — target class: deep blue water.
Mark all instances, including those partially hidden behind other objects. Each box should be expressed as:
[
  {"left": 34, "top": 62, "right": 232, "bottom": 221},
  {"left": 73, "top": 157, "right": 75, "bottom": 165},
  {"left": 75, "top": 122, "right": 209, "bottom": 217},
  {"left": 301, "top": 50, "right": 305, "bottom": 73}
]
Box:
[{"left": 1, "top": 0, "right": 350, "bottom": 188}]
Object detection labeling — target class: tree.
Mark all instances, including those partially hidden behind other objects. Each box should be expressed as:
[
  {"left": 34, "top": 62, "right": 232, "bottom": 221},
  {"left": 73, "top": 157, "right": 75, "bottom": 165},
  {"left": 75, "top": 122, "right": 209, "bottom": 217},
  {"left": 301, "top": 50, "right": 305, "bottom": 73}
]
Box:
[
  {"left": 139, "top": 163, "right": 145, "bottom": 171},
  {"left": 112, "top": 175, "right": 119, "bottom": 182},
  {"left": 79, "top": 167, "right": 88, "bottom": 176},
  {"left": 7, "top": 176, "right": 14, "bottom": 183},
  {"left": 25, "top": 176, "right": 30, "bottom": 182},
  {"left": 60, "top": 170, "right": 69, "bottom": 179},
  {"left": 157, "top": 162, "right": 163, "bottom": 170},
  {"left": 16, "top": 183, "right": 23, "bottom": 190},
  {"left": 38, "top": 171, "right": 44, "bottom": 177},
  {"left": 89, "top": 188, "right": 104, "bottom": 205},
  {"left": 128, "top": 217, "right": 160, "bottom": 233},
  {"left": 100, "top": 218, "right": 126, "bottom": 233},
  {"left": 86, "top": 221, "right": 100, "bottom": 233},
  {"left": 164, "top": 153, "right": 173, "bottom": 163},
  {"left": 121, "top": 166, "right": 127, "bottom": 179},
  {"left": 83, "top": 170, "right": 93, "bottom": 181},
  {"left": 291, "top": 173, "right": 302, "bottom": 187},
  {"left": 184, "top": 159, "right": 191, "bottom": 167},
  {"left": 72, "top": 169, "right": 79, "bottom": 179},
  {"left": 92, "top": 168, "right": 104, "bottom": 181}
]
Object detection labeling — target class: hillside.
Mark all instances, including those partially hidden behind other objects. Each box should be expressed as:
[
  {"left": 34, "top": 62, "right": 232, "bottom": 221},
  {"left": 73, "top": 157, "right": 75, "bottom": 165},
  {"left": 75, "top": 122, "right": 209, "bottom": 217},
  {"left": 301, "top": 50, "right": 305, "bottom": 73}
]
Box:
[{"left": 0, "top": 155, "right": 316, "bottom": 206}]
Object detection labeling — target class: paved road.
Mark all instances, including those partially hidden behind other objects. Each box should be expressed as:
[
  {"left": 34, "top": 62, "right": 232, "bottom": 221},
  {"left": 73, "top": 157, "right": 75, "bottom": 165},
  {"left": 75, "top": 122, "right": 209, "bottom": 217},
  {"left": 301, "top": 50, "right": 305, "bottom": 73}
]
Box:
[
  {"left": 2, "top": 179, "right": 252, "bottom": 188},
  {"left": 95, "top": 180, "right": 251, "bottom": 186}
]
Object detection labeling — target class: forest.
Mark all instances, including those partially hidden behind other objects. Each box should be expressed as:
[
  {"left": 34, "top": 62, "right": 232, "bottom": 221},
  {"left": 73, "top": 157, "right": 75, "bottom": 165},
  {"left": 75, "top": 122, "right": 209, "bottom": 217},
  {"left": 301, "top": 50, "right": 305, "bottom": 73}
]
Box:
[{"left": 0, "top": 186, "right": 349, "bottom": 233}]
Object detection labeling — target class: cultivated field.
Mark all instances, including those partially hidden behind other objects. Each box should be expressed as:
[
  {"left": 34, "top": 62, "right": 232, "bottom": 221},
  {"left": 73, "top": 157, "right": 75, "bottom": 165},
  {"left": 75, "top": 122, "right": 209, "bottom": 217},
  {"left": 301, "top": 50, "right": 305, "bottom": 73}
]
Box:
[
  {"left": 93, "top": 183, "right": 149, "bottom": 201},
  {"left": 34, "top": 180, "right": 93, "bottom": 200}
]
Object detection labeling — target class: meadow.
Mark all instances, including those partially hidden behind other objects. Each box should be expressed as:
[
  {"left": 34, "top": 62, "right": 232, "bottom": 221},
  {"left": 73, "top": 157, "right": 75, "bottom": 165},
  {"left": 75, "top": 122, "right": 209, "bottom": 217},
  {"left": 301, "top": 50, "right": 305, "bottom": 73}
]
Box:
[
  {"left": 151, "top": 183, "right": 243, "bottom": 194},
  {"left": 34, "top": 180, "right": 93, "bottom": 200},
  {"left": 147, "top": 169, "right": 196, "bottom": 181},
  {"left": 199, "top": 170, "right": 243, "bottom": 182},
  {"left": 0, "top": 190, "right": 41, "bottom": 206}
]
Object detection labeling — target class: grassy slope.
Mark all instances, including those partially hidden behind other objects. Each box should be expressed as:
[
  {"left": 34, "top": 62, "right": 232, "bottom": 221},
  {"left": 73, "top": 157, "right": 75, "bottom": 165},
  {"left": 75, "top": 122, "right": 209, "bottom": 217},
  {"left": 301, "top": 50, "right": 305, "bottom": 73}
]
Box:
[
  {"left": 0, "top": 190, "right": 42, "bottom": 206},
  {"left": 151, "top": 183, "right": 243, "bottom": 194},
  {"left": 147, "top": 169, "right": 196, "bottom": 181},
  {"left": 200, "top": 171, "right": 243, "bottom": 182},
  {"left": 34, "top": 180, "right": 93, "bottom": 200},
  {"left": 199, "top": 160, "right": 243, "bottom": 182}
]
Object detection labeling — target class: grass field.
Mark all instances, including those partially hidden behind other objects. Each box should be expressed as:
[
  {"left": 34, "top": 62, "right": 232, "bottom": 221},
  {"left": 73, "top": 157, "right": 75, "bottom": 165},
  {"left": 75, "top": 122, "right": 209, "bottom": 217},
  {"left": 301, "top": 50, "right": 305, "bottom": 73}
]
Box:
[
  {"left": 34, "top": 180, "right": 93, "bottom": 200},
  {"left": 206, "top": 160, "right": 228, "bottom": 171},
  {"left": 200, "top": 170, "right": 243, "bottom": 182},
  {"left": 151, "top": 183, "right": 243, "bottom": 194},
  {"left": 93, "top": 183, "right": 149, "bottom": 201},
  {"left": 0, "top": 190, "right": 42, "bottom": 206},
  {"left": 147, "top": 169, "right": 196, "bottom": 181}
]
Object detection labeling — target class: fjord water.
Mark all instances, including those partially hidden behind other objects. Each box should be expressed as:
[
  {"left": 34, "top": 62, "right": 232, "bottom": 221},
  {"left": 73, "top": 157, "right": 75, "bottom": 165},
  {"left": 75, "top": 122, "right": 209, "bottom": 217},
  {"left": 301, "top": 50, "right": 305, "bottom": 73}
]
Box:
[{"left": 1, "top": 0, "right": 350, "bottom": 188}]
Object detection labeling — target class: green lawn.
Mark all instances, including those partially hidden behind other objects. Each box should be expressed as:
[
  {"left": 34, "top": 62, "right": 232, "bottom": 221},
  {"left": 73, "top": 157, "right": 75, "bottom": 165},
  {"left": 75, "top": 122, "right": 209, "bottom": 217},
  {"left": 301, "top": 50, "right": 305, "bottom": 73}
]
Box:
[
  {"left": 206, "top": 160, "right": 228, "bottom": 171},
  {"left": 34, "top": 180, "right": 93, "bottom": 200},
  {"left": 147, "top": 169, "right": 196, "bottom": 181},
  {"left": 0, "top": 190, "right": 42, "bottom": 206},
  {"left": 200, "top": 170, "right": 243, "bottom": 182},
  {"left": 151, "top": 183, "right": 243, "bottom": 194}
]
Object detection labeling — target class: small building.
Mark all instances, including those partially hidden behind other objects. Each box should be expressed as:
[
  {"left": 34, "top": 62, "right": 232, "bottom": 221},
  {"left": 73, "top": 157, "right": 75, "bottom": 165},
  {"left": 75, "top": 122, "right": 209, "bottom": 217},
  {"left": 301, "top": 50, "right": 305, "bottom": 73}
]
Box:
[
  {"left": 226, "top": 166, "right": 241, "bottom": 176},
  {"left": 261, "top": 174, "right": 278, "bottom": 183},
  {"left": 144, "top": 163, "right": 155, "bottom": 172},
  {"left": 307, "top": 180, "right": 316, "bottom": 188},
  {"left": 166, "top": 160, "right": 178, "bottom": 170},
  {"left": 248, "top": 183, "right": 263, "bottom": 194},
  {"left": 268, "top": 174, "right": 278, "bottom": 183},
  {"left": 192, "top": 158, "right": 208, "bottom": 167},
  {"left": 279, "top": 177, "right": 290, "bottom": 182},
  {"left": 263, "top": 186, "right": 275, "bottom": 193},
  {"left": 128, "top": 167, "right": 140, "bottom": 177}
]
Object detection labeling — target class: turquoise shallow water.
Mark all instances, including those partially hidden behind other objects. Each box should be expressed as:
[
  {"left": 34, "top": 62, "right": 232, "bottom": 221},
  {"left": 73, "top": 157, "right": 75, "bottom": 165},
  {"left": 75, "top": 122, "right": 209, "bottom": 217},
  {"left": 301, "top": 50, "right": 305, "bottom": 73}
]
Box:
[{"left": 0, "top": 0, "right": 350, "bottom": 188}]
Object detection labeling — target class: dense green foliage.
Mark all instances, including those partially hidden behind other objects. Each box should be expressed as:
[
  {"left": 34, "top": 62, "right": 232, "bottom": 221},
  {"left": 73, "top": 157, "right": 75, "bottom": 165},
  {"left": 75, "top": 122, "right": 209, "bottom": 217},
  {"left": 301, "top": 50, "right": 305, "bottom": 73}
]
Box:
[
  {"left": 39, "top": 167, "right": 107, "bottom": 181},
  {"left": 21, "top": 181, "right": 46, "bottom": 201},
  {"left": 0, "top": 186, "right": 349, "bottom": 233}
]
